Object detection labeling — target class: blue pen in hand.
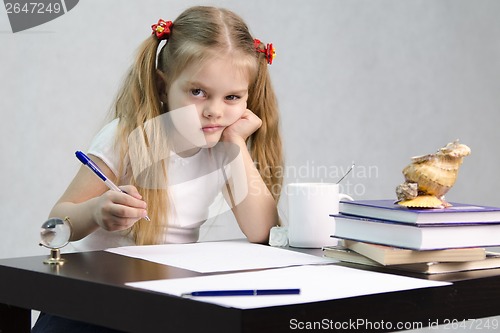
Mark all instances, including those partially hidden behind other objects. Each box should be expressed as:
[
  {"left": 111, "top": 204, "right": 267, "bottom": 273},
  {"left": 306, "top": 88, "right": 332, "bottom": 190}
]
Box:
[{"left": 75, "top": 151, "right": 150, "bottom": 222}]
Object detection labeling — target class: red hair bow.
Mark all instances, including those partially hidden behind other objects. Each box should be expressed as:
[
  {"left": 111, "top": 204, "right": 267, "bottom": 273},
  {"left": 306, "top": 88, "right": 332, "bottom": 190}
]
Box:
[
  {"left": 152, "top": 19, "right": 173, "bottom": 40},
  {"left": 254, "top": 39, "right": 276, "bottom": 65}
]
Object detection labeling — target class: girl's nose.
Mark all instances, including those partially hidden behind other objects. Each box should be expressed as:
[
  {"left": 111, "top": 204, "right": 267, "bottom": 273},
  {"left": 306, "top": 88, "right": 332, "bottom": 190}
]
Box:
[{"left": 202, "top": 101, "right": 223, "bottom": 119}]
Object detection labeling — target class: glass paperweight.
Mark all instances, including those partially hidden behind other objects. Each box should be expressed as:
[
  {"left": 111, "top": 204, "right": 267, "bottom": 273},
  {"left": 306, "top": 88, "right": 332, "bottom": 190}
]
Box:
[{"left": 39, "top": 217, "right": 72, "bottom": 265}]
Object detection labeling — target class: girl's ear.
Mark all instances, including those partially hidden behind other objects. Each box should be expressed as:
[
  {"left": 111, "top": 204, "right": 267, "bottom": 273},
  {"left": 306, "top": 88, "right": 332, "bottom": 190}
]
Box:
[{"left": 156, "top": 70, "right": 168, "bottom": 104}]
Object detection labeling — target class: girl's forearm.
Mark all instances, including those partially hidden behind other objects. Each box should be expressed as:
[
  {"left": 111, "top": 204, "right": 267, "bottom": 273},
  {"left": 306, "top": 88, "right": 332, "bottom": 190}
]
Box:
[
  {"left": 228, "top": 139, "right": 279, "bottom": 244},
  {"left": 49, "top": 199, "right": 100, "bottom": 242}
]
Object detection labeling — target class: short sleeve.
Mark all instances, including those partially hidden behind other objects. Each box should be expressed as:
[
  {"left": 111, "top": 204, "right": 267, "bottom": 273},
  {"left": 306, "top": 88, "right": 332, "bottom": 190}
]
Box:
[{"left": 87, "top": 119, "right": 121, "bottom": 178}]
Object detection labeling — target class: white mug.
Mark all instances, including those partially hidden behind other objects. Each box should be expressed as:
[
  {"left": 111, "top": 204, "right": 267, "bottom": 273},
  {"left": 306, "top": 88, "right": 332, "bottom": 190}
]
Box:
[{"left": 287, "top": 183, "right": 353, "bottom": 248}]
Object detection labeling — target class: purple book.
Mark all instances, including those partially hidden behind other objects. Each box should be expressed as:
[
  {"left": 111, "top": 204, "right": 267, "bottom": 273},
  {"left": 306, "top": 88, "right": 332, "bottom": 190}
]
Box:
[{"left": 339, "top": 199, "right": 500, "bottom": 225}]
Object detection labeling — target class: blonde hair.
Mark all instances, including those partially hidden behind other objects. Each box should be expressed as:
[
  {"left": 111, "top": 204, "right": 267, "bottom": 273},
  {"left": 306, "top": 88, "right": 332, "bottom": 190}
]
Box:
[{"left": 112, "top": 6, "right": 283, "bottom": 245}]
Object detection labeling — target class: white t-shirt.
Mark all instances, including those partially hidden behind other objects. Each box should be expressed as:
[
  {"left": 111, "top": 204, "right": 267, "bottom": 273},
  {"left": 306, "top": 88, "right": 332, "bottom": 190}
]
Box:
[{"left": 71, "top": 119, "right": 241, "bottom": 251}]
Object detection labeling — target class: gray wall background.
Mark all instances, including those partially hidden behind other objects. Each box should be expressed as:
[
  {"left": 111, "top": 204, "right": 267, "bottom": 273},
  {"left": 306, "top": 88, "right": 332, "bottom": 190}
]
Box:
[{"left": 2, "top": 0, "right": 500, "bottom": 260}]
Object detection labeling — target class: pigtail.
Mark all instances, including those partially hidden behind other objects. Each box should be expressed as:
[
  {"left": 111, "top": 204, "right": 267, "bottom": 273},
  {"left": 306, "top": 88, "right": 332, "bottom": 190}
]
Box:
[
  {"left": 114, "top": 35, "right": 163, "bottom": 124},
  {"left": 247, "top": 57, "right": 284, "bottom": 201},
  {"left": 113, "top": 35, "right": 170, "bottom": 245}
]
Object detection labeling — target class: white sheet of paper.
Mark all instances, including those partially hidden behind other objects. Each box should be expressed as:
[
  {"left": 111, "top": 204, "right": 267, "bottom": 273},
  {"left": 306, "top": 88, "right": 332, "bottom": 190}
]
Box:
[
  {"left": 126, "top": 265, "right": 451, "bottom": 309},
  {"left": 106, "top": 240, "right": 332, "bottom": 273}
]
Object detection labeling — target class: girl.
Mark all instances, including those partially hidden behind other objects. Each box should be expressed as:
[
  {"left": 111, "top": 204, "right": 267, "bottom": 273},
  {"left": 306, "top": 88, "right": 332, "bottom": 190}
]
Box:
[
  {"left": 33, "top": 5, "right": 283, "bottom": 333},
  {"left": 50, "top": 6, "right": 283, "bottom": 250}
]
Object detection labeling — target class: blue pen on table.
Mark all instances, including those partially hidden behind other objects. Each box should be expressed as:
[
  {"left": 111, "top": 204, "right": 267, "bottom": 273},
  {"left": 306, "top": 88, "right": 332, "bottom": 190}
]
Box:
[
  {"left": 181, "top": 288, "right": 300, "bottom": 297},
  {"left": 75, "top": 151, "right": 150, "bottom": 222}
]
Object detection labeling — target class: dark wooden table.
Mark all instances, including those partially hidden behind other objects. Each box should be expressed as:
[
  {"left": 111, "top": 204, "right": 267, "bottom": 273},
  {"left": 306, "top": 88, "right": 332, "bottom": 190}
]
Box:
[{"left": 2, "top": 249, "right": 500, "bottom": 332}]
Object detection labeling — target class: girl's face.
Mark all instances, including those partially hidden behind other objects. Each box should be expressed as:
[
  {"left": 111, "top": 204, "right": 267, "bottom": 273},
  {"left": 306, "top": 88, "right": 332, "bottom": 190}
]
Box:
[{"left": 167, "top": 56, "right": 250, "bottom": 149}]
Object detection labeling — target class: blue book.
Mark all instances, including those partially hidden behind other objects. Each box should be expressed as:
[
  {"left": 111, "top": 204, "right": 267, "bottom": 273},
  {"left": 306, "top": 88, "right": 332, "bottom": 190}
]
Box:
[
  {"left": 339, "top": 200, "right": 500, "bottom": 225},
  {"left": 331, "top": 214, "right": 500, "bottom": 250}
]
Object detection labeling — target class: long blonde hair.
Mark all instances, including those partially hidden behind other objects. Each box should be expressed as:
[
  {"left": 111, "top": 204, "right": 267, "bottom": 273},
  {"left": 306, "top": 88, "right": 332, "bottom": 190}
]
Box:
[{"left": 113, "top": 6, "right": 283, "bottom": 245}]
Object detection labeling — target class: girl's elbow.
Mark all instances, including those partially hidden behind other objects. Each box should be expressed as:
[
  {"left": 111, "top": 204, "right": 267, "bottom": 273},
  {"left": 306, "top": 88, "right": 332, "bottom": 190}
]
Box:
[{"left": 246, "top": 229, "right": 270, "bottom": 244}]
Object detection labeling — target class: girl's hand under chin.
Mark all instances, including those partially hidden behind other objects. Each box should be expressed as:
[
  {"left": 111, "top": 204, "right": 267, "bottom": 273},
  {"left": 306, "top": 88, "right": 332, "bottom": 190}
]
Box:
[{"left": 222, "top": 109, "right": 262, "bottom": 145}]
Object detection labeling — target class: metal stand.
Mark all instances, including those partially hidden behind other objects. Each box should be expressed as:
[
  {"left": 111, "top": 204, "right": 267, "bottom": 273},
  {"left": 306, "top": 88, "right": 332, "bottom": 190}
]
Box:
[{"left": 43, "top": 248, "right": 65, "bottom": 265}]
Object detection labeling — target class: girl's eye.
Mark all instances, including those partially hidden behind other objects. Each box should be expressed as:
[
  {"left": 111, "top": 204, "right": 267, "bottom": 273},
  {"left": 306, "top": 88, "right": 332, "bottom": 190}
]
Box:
[
  {"left": 225, "top": 95, "right": 240, "bottom": 101},
  {"left": 190, "top": 89, "right": 205, "bottom": 97}
]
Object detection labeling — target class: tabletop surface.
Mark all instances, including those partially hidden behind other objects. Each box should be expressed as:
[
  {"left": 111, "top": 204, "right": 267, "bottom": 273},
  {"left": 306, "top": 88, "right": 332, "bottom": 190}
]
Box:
[{"left": 2, "top": 248, "right": 500, "bottom": 332}]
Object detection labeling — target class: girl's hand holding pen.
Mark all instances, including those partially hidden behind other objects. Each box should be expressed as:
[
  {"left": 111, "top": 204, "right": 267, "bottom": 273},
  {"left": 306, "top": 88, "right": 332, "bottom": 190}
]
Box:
[
  {"left": 93, "top": 185, "right": 149, "bottom": 231},
  {"left": 75, "top": 151, "right": 150, "bottom": 228}
]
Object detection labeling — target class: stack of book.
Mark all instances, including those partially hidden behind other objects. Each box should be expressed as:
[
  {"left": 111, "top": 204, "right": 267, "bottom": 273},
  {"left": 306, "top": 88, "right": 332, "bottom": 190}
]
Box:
[
  {"left": 324, "top": 199, "right": 500, "bottom": 274},
  {"left": 323, "top": 241, "right": 500, "bottom": 274}
]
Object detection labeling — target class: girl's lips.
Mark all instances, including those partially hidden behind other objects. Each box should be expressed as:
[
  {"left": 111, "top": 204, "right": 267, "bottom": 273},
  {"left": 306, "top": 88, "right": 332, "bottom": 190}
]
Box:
[{"left": 202, "top": 125, "right": 224, "bottom": 133}]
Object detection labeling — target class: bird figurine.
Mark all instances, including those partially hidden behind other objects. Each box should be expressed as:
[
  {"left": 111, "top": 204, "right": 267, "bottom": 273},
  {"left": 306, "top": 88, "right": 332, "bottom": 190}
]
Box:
[{"left": 396, "top": 140, "right": 471, "bottom": 208}]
